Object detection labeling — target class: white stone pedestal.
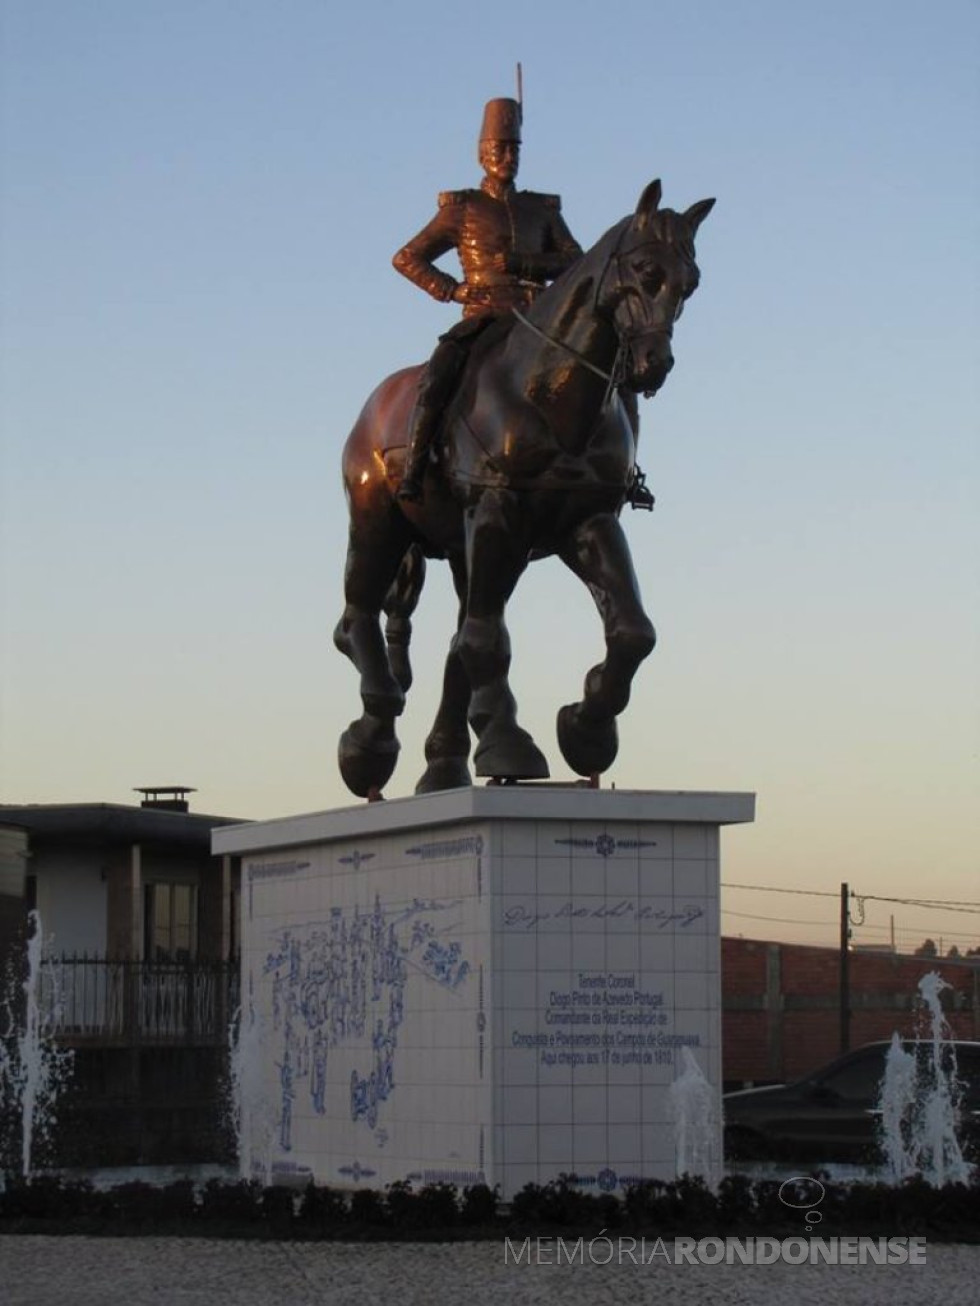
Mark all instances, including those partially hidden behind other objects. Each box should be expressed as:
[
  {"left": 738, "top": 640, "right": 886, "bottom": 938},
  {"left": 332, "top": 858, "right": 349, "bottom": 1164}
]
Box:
[{"left": 214, "top": 786, "right": 754, "bottom": 1199}]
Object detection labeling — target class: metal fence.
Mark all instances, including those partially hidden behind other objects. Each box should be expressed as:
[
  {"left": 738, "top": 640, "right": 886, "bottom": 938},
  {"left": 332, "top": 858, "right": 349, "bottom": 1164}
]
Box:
[{"left": 38, "top": 956, "right": 240, "bottom": 1045}]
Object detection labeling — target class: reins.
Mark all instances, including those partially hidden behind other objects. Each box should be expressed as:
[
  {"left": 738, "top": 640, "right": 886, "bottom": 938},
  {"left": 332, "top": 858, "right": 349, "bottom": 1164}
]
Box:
[
  {"left": 510, "top": 306, "right": 617, "bottom": 384},
  {"left": 510, "top": 217, "right": 662, "bottom": 409}
]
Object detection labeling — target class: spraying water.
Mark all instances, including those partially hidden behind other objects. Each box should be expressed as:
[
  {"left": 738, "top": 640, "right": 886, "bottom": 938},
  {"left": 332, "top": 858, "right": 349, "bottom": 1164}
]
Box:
[
  {"left": 670, "top": 1045, "right": 721, "bottom": 1189},
  {"left": 876, "top": 971, "right": 971, "bottom": 1186},
  {"left": 228, "top": 974, "right": 276, "bottom": 1183},
  {"left": 878, "top": 1034, "right": 919, "bottom": 1182},
  {"left": 0, "top": 911, "right": 73, "bottom": 1179}
]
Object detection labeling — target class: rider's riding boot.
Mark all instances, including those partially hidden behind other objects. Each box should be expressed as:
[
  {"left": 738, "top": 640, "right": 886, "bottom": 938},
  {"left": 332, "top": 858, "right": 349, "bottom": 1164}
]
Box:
[
  {"left": 397, "top": 338, "right": 464, "bottom": 502},
  {"left": 397, "top": 399, "right": 439, "bottom": 502}
]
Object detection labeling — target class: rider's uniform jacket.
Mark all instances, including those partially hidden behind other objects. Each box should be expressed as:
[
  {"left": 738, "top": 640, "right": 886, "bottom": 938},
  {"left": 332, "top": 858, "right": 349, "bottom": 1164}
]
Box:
[{"left": 393, "top": 179, "right": 583, "bottom": 319}]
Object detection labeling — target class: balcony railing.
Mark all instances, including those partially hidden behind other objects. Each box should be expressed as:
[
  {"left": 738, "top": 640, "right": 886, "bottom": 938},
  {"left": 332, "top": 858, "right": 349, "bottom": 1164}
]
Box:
[{"left": 38, "top": 956, "right": 240, "bottom": 1046}]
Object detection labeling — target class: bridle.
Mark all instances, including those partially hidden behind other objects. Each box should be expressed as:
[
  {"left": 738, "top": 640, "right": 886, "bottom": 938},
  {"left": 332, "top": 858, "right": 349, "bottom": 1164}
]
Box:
[{"left": 511, "top": 217, "right": 676, "bottom": 406}]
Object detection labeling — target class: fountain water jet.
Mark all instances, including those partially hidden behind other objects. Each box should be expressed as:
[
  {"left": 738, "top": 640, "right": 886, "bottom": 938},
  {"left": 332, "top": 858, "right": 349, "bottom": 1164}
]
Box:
[
  {"left": 228, "top": 975, "right": 276, "bottom": 1184},
  {"left": 878, "top": 1035, "right": 918, "bottom": 1182},
  {"left": 877, "top": 970, "right": 971, "bottom": 1186},
  {"left": 0, "top": 911, "right": 73, "bottom": 1180},
  {"left": 671, "top": 1046, "right": 721, "bottom": 1188}
]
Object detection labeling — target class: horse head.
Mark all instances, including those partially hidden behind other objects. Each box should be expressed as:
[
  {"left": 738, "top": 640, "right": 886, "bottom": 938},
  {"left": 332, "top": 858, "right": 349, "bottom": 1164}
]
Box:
[{"left": 598, "top": 180, "right": 715, "bottom": 397}]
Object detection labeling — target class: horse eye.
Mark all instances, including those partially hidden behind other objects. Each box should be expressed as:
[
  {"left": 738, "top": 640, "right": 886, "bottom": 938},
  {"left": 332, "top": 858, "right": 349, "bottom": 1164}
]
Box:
[{"left": 636, "top": 263, "right": 663, "bottom": 291}]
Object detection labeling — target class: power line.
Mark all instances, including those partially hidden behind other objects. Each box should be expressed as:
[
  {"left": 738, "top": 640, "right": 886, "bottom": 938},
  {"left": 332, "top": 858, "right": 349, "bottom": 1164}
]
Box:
[
  {"left": 722, "top": 908, "right": 837, "bottom": 927},
  {"left": 860, "top": 894, "right": 980, "bottom": 914},
  {"left": 721, "top": 882, "right": 839, "bottom": 898},
  {"left": 723, "top": 882, "right": 980, "bottom": 915}
]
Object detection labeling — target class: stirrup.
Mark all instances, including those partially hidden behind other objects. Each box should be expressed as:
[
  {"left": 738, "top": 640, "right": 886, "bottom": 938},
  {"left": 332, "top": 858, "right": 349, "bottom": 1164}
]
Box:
[{"left": 627, "top": 466, "right": 655, "bottom": 511}]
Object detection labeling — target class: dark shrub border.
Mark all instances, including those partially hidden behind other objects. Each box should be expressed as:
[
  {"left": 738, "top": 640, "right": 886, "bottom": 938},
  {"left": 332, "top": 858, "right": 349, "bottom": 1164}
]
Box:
[{"left": 0, "top": 1173, "right": 978, "bottom": 1242}]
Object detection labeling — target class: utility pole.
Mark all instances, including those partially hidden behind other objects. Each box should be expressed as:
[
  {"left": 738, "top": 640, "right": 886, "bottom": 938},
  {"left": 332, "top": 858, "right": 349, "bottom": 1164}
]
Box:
[{"left": 840, "top": 882, "right": 851, "bottom": 1054}]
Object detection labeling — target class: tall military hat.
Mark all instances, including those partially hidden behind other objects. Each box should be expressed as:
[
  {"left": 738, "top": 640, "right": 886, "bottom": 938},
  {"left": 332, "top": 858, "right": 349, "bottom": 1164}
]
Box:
[{"left": 479, "top": 97, "right": 522, "bottom": 143}]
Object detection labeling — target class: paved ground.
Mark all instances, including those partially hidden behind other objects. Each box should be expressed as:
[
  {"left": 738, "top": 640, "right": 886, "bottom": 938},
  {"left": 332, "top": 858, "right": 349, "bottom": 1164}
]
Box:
[{"left": 0, "top": 1238, "right": 977, "bottom": 1305}]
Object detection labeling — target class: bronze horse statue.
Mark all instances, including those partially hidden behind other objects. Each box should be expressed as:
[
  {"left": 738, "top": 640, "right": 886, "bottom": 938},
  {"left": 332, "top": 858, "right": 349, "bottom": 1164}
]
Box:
[{"left": 335, "top": 180, "right": 714, "bottom": 797}]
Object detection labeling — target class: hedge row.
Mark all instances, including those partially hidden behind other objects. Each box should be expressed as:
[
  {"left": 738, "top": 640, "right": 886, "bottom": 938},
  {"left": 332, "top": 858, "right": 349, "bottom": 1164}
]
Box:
[{"left": 1, "top": 1173, "right": 978, "bottom": 1242}]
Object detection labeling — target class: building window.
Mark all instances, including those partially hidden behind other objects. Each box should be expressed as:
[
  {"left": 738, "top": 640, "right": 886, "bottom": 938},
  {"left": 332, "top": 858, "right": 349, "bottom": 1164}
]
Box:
[{"left": 144, "top": 883, "right": 197, "bottom": 962}]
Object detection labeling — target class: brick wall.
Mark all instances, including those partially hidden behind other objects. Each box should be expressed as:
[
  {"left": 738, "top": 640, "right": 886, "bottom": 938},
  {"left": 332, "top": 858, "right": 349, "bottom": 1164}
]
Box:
[{"left": 722, "top": 937, "right": 980, "bottom": 1087}]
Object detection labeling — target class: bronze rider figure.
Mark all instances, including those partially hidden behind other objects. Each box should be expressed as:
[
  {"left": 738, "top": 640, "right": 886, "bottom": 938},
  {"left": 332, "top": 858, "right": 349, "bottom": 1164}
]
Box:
[
  {"left": 393, "top": 95, "right": 652, "bottom": 509},
  {"left": 393, "top": 97, "right": 582, "bottom": 501}
]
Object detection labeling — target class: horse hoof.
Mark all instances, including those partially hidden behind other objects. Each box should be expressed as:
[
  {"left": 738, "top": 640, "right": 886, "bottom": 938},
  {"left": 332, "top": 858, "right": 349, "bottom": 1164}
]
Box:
[
  {"left": 339, "top": 717, "right": 400, "bottom": 798},
  {"left": 473, "top": 726, "right": 549, "bottom": 781},
  {"left": 414, "top": 757, "right": 472, "bottom": 794},
  {"left": 557, "top": 704, "right": 619, "bottom": 776}
]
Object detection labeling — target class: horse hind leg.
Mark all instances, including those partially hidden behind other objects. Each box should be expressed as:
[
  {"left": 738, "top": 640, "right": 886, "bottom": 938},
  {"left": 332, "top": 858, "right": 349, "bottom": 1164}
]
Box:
[
  {"left": 334, "top": 507, "right": 414, "bottom": 797},
  {"left": 556, "top": 513, "right": 656, "bottom": 777}
]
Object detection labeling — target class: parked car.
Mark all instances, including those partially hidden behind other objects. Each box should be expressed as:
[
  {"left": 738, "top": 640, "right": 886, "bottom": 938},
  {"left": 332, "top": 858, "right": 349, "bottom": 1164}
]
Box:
[{"left": 724, "top": 1040, "right": 980, "bottom": 1163}]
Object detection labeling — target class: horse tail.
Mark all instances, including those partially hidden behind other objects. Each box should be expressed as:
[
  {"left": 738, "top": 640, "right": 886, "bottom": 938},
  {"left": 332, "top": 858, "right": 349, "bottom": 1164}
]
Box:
[{"left": 383, "top": 542, "right": 426, "bottom": 692}]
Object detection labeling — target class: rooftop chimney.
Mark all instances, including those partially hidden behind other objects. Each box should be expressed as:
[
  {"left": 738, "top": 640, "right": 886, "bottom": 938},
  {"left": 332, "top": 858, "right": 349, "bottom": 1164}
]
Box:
[{"left": 134, "top": 786, "right": 196, "bottom": 813}]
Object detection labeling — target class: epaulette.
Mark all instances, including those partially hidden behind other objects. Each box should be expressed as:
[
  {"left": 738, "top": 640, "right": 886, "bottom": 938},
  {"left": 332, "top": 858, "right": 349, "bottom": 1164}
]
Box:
[
  {"left": 520, "top": 190, "right": 562, "bottom": 210},
  {"left": 438, "top": 189, "right": 475, "bottom": 208}
]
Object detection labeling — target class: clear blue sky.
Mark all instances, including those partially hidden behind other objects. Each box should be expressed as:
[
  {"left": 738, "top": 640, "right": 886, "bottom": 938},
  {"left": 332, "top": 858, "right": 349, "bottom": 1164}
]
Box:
[{"left": 2, "top": 1, "right": 977, "bottom": 950}]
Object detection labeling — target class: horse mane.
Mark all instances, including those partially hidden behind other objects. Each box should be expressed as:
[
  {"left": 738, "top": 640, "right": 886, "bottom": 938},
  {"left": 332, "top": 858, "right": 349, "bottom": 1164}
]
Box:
[{"left": 560, "top": 215, "right": 630, "bottom": 292}]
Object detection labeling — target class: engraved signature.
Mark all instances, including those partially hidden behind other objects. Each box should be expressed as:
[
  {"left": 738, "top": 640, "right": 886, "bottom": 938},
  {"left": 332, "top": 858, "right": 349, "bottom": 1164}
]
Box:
[{"left": 502, "top": 900, "right": 705, "bottom": 931}]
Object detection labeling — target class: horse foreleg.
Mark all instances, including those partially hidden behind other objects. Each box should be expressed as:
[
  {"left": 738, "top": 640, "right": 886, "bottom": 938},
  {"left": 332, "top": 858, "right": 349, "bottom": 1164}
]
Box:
[
  {"left": 334, "top": 508, "right": 413, "bottom": 797},
  {"left": 556, "top": 513, "right": 656, "bottom": 776},
  {"left": 455, "top": 492, "right": 549, "bottom": 780},
  {"left": 416, "top": 552, "right": 473, "bottom": 793},
  {"left": 383, "top": 543, "right": 425, "bottom": 692}
]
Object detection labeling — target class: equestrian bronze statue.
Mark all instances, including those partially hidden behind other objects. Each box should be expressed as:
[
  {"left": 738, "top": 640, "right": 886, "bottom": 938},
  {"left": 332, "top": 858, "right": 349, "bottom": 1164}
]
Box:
[{"left": 335, "top": 97, "right": 714, "bottom": 798}]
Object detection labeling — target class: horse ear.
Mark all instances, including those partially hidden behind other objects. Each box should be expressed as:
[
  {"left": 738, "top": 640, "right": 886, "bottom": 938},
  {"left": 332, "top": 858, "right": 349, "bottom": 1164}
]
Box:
[
  {"left": 634, "top": 179, "right": 663, "bottom": 230},
  {"left": 683, "top": 197, "right": 716, "bottom": 234}
]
